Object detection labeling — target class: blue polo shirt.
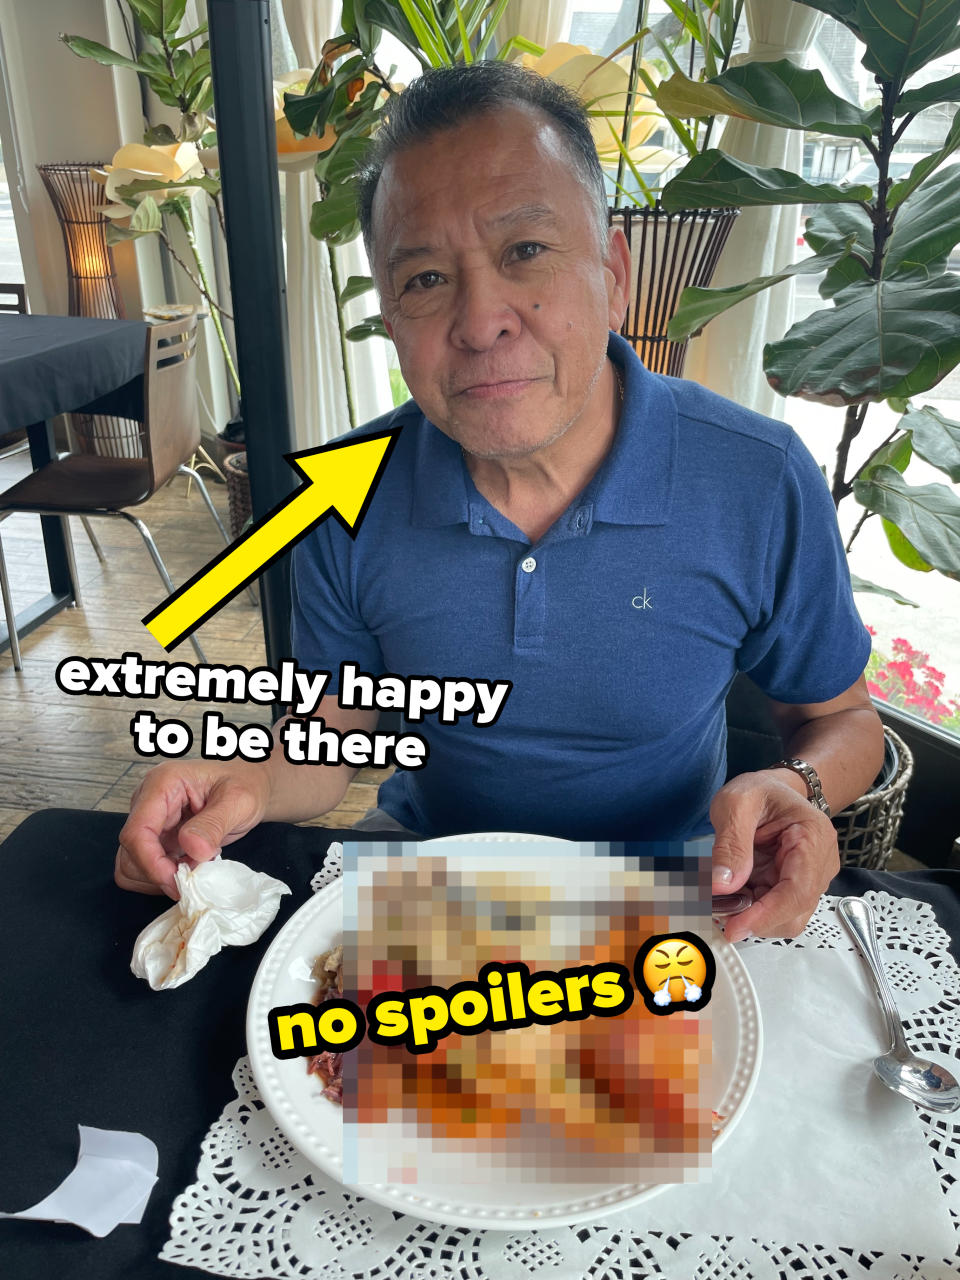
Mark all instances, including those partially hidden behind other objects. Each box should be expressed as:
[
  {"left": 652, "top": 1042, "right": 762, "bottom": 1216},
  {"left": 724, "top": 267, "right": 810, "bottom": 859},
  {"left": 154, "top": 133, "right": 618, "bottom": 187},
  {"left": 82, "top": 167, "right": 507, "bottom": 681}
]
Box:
[{"left": 291, "top": 332, "right": 871, "bottom": 840}]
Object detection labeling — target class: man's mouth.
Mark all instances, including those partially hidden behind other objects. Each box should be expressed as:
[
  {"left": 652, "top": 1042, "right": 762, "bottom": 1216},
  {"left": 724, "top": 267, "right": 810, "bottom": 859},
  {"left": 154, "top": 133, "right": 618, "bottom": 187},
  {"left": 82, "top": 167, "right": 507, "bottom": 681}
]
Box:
[{"left": 456, "top": 377, "right": 544, "bottom": 399}]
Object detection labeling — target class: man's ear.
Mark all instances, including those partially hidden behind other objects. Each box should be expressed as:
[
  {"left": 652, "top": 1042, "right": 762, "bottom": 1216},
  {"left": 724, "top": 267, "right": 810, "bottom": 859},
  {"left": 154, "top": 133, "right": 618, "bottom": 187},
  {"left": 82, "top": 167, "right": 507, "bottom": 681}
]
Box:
[
  {"left": 382, "top": 314, "right": 394, "bottom": 341},
  {"left": 605, "top": 226, "right": 631, "bottom": 333}
]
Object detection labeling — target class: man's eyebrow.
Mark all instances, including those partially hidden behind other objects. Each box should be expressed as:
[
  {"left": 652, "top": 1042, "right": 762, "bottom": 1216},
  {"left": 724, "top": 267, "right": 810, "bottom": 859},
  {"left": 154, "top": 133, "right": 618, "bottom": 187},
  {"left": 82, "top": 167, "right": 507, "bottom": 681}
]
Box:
[
  {"left": 384, "top": 205, "right": 561, "bottom": 278},
  {"left": 487, "top": 202, "right": 560, "bottom": 230}
]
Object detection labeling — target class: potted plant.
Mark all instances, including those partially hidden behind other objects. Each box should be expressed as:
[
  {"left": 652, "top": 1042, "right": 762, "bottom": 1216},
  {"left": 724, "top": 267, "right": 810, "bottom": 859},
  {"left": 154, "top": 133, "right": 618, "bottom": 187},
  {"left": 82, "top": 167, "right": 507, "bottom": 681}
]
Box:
[{"left": 656, "top": 0, "right": 960, "bottom": 865}]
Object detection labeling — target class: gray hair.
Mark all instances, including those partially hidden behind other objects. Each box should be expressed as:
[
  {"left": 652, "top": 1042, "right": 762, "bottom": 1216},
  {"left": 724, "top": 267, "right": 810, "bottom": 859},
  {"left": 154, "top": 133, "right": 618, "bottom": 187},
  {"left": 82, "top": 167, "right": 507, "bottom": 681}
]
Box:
[{"left": 356, "top": 61, "right": 609, "bottom": 259}]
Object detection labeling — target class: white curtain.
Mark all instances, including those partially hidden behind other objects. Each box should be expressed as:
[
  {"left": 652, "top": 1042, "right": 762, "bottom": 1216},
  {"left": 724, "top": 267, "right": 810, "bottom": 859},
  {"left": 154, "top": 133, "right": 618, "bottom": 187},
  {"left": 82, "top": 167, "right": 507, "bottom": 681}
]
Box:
[
  {"left": 280, "top": 0, "right": 392, "bottom": 445},
  {"left": 683, "top": 0, "right": 822, "bottom": 419},
  {"left": 502, "top": 1, "right": 573, "bottom": 48}
]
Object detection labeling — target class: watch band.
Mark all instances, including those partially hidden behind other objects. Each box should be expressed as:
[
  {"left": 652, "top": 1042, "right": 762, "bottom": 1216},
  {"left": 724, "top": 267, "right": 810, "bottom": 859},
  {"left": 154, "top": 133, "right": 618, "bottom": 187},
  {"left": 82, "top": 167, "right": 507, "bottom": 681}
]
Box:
[{"left": 770, "top": 757, "right": 832, "bottom": 818}]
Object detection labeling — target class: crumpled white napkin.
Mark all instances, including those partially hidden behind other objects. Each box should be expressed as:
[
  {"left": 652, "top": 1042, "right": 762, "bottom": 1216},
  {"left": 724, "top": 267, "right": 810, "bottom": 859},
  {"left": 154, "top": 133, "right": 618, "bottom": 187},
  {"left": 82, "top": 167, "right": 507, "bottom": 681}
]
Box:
[
  {"left": 0, "top": 1126, "right": 158, "bottom": 1237},
  {"left": 131, "top": 859, "right": 291, "bottom": 990}
]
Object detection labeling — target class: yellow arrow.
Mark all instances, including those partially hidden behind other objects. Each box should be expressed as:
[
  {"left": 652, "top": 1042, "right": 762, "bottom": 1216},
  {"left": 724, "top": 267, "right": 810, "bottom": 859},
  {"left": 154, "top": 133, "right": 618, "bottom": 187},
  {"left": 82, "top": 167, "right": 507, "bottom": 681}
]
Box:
[{"left": 143, "top": 428, "right": 401, "bottom": 652}]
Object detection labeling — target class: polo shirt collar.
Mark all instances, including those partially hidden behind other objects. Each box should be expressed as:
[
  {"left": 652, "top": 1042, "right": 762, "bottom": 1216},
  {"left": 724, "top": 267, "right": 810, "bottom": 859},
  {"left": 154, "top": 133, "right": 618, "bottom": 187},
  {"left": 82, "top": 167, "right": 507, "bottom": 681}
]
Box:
[{"left": 410, "top": 331, "right": 677, "bottom": 529}]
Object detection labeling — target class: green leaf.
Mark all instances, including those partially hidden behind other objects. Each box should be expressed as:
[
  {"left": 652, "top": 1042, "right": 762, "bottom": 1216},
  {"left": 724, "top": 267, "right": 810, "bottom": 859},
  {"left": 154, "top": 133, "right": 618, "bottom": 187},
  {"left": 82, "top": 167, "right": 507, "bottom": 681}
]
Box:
[
  {"left": 159, "top": 0, "right": 188, "bottom": 36},
  {"left": 885, "top": 164, "right": 960, "bottom": 278},
  {"left": 896, "top": 71, "right": 960, "bottom": 113},
  {"left": 310, "top": 181, "right": 362, "bottom": 245},
  {"left": 115, "top": 175, "right": 220, "bottom": 199},
  {"left": 661, "top": 150, "right": 873, "bottom": 210},
  {"left": 796, "top": 1, "right": 861, "bottom": 35},
  {"left": 804, "top": 204, "right": 873, "bottom": 297},
  {"left": 185, "top": 77, "right": 213, "bottom": 114},
  {"left": 854, "top": 0, "right": 960, "bottom": 87},
  {"left": 902, "top": 405, "right": 960, "bottom": 481},
  {"left": 852, "top": 464, "right": 960, "bottom": 576},
  {"left": 862, "top": 432, "right": 913, "bottom": 479},
  {"left": 655, "top": 62, "right": 874, "bottom": 140},
  {"left": 666, "top": 241, "right": 850, "bottom": 342},
  {"left": 143, "top": 122, "right": 178, "bottom": 145},
  {"left": 58, "top": 34, "right": 143, "bottom": 72},
  {"left": 888, "top": 108, "right": 960, "bottom": 207},
  {"left": 339, "top": 274, "right": 375, "bottom": 305},
  {"left": 882, "top": 518, "right": 935, "bottom": 571},
  {"left": 848, "top": 572, "right": 919, "bottom": 605},
  {"left": 125, "top": 0, "right": 163, "bottom": 38},
  {"left": 168, "top": 23, "right": 208, "bottom": 50},
  {"left": 346, "top": 313, "right": 390, "bottom": 340},
  {"left": 315, "top": 135, "right": 373, "bottom": 188},
  {"left": 764, "top": 274, "right": 960, "bottom": 403},
  {"left": 129, "top": 195, "right": 163, "bottom": 234}
]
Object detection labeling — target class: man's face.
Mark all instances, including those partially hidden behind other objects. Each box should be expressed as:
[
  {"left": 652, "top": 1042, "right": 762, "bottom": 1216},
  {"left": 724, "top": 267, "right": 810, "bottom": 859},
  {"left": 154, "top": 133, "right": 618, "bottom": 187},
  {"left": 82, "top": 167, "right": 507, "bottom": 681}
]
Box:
[{"left": 371, "top": 105, "right": 629, "bottom": 460}]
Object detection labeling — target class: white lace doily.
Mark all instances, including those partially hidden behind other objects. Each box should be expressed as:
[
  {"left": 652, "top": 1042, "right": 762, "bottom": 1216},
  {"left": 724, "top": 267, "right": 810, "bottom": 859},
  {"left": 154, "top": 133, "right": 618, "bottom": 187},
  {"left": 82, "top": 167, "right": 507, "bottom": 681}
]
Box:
[{"left": 160, "top": 871, "right": 960, "bottom": 1280}]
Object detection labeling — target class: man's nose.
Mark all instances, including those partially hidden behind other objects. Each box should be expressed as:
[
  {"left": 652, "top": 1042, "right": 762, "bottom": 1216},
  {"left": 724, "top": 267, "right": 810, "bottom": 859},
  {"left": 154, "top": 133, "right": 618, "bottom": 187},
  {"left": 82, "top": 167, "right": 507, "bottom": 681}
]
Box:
[{"left": 449, "top": 268, "right": 522, "bottom": 351}]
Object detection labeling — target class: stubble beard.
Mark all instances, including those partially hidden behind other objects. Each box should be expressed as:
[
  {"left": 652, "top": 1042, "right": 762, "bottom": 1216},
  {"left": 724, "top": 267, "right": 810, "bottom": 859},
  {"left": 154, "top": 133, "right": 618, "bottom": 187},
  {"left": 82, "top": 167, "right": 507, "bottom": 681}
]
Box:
[{"left": 449, "top": 353, "right": 608, "bottom": 463}]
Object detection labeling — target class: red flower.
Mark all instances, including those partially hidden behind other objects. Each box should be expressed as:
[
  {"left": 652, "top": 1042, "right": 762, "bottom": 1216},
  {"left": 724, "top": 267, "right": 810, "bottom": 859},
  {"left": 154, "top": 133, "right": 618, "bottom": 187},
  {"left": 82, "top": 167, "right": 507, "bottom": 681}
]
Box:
[{"left": 866, "top": 681, "right": 886, "bottom": 699}]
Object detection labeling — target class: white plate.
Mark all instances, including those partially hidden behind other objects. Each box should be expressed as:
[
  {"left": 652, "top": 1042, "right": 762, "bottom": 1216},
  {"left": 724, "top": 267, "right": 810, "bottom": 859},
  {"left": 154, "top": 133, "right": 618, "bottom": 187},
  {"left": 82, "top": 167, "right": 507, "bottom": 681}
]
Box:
[{"left": 247, "top": 835, "right": 762, "bottom": 1230}]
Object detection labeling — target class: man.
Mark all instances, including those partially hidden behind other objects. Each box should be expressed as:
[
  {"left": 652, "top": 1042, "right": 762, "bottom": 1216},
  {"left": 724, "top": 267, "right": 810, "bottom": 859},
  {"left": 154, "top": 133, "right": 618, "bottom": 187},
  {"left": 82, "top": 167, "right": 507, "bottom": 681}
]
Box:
[{"left": 117, "top": 63, "right": 884, "bottom": 943}]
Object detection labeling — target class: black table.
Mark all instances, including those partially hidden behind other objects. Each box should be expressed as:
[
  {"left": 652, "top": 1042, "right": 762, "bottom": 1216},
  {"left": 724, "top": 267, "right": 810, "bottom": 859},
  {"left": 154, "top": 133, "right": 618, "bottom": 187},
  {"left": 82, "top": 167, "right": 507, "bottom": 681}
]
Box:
[
  {"left": 0, "top": 315, "right": 148, "bottom": 655},
  {"left": 0, "top": 808, "right": 958, "bottom": 1280}
]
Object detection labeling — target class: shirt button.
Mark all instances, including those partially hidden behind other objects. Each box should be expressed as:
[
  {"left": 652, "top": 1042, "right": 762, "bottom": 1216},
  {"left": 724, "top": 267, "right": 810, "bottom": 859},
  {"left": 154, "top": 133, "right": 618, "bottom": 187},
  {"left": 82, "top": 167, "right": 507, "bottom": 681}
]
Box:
[
  {"left": 521, "top": 556, "right": 537, "bottom": 573},
  {"left": 575, "top": 512, "right": 585, "bottom": 529}
]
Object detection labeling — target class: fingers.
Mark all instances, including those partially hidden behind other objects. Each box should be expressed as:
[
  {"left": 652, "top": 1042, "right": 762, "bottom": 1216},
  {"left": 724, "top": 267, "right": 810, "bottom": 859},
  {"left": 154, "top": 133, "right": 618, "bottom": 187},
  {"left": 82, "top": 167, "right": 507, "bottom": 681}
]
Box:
[
  {"left": 722, "top": 819, "right": 839, "bottom": 944},
  {"left": 114, "top": 843, "right": 171, "bottom": 897},
  {"left": 115, "top": 766, "right": 261, "bottom": 898},
  {"left": 116, "top": 768, "right": 190, "bottom": 899},
  {"left": 709, "top": 784, "right": 762, "bottom": 895}
]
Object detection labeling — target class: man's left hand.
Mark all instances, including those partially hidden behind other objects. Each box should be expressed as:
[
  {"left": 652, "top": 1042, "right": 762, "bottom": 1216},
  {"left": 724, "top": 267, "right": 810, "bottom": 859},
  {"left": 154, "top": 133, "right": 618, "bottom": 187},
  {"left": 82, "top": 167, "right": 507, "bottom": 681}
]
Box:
[{"left": 709, "top": 771, "right": 839, "bottom": 943}]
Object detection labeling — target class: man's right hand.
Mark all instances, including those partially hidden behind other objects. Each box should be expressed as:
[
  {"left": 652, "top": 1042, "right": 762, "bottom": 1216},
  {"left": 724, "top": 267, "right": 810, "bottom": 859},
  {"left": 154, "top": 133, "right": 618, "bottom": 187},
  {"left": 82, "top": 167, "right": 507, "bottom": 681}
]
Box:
[{"left": 115, "top": 760, "right": 271, "bottom": 898}]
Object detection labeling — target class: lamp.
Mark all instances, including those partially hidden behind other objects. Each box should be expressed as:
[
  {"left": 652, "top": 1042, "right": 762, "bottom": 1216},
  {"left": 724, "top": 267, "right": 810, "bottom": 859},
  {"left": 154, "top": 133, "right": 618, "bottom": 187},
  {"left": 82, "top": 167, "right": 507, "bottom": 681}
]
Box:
[
  {"left": 610, "top": 205, "right": 740, "bottom": 377},
  {"left": 36, "top": 162, "right": 125, "bottom": 318},
  {"left": 37, "top": 162, "right": 141, "bottom": 457}
]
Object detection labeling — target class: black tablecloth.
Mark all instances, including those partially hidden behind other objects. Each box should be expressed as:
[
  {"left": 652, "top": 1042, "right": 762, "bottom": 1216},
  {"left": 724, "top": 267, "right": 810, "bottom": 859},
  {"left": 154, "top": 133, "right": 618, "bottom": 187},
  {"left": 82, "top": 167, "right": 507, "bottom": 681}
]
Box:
[
  {"left": 0, "top": 315, "right": 148, "bottom": 431},
  {"left": 0, "top": 808, "right": 958, "bottom": 1280}
]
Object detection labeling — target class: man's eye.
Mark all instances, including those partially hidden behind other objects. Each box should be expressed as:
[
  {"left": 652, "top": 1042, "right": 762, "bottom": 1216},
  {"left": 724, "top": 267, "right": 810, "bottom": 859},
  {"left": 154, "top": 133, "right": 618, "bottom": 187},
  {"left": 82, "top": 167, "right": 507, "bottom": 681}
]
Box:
[
  {"left": 510, "top": 242, "right": 545, "bottom": 262},
  {"left": 405, "top": 271, "right": 444, "bottom": 292}
]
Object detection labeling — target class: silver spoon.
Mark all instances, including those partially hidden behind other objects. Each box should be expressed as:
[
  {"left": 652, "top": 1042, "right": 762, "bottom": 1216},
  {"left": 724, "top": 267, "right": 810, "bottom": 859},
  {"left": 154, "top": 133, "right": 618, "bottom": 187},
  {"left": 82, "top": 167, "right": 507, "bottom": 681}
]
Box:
[{"left": 838, "top": 896, "right": 960, "bottom": 1114}]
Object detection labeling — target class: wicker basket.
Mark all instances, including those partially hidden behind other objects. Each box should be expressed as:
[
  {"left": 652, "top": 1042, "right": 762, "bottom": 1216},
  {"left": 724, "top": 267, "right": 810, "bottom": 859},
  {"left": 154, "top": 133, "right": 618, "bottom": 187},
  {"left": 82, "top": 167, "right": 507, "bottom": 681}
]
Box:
[
  {"left": 224, "top": 450, "right": 251, "bottom": 542},
  {"left": 832, "top": 727, "right": 913, "bottom": 869}
]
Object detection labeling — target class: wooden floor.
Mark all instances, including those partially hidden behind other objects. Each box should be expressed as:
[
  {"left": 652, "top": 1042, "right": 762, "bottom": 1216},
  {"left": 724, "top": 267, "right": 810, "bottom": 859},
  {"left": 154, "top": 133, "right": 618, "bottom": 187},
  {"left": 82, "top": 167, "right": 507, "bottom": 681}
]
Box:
[{"left": 0, "top": 444, "right": 382, "bottom": 847}]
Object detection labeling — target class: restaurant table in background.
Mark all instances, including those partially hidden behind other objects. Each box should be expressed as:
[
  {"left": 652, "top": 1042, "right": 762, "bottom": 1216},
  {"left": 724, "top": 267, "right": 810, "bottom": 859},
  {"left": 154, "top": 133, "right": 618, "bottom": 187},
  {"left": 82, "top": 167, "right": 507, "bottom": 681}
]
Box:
[
  {"left": 0, "top": 808, "right": 958, "bottom": 1280},
  {"left": 0, "top": 316, "right": 148, "bottom": 655}
]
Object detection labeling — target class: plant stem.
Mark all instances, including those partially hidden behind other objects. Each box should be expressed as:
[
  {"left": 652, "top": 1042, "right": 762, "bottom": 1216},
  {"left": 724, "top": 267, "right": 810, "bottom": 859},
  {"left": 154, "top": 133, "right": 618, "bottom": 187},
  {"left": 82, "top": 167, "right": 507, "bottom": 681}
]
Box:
[
  {"left": 158, "top": 228, "right": 234, "bottom": 322},
  {"left": 832, "top": 402, "right": 869, "bottom": 506},
  {"left": 845, "top": 508, "right": 874, "bottom": 554},
  {"left": 328, "top": 244, "right": 356, "bottom": 429},
  {"left": 616, "top": 0, "right": 648, "bottom": 209},
  {"left": 869, "top": 78, "right": 897, "bottom": 279},
  {"left": 170, "top": 202, "right": 241, "bottom": 398}
]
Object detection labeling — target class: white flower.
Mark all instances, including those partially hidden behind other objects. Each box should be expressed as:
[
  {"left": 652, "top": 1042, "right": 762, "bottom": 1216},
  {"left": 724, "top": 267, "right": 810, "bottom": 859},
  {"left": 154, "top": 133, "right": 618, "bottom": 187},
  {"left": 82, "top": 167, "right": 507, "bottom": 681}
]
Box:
[{"left": 92, "top": 142, "right": 204, "bottom": 217}]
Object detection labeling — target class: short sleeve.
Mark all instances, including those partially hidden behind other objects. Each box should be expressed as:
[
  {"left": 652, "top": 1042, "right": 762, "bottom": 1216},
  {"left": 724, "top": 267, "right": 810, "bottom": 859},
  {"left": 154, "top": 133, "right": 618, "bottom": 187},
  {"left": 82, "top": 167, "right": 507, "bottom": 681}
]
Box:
[
  {"left": 290, "top": 523, "right": 385, "bottom": 688},
  {"left": 736, "top": 432, "right": 872, "bottom": 703}
]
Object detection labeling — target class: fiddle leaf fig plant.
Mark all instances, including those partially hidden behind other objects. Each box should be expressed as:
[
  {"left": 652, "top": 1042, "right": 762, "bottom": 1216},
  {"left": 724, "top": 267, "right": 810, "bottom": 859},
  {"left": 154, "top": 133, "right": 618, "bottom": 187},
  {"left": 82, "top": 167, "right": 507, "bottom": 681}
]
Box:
[{"left": 655, "top": 0, "right": 960, "bottom": 597}]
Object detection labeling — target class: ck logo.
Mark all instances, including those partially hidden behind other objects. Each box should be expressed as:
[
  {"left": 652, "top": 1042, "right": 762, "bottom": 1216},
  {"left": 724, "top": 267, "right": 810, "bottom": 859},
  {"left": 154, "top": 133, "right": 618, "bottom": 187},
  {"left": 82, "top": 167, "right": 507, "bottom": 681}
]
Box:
[{"left": 631, "top": 588, "right": 654, "bottom": 610}]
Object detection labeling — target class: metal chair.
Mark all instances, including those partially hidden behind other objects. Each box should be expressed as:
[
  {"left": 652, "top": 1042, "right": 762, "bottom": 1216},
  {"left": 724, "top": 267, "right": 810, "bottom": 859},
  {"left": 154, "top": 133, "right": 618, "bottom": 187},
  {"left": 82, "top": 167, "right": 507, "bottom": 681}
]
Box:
[
  {"left": 0, "top": 285, "right": 30, "bottom": 460},
  {"left": 0, "top": 315, "right": 231, "bottom": 668},
  {"left": 0, "top": 282, "right": 27, "bottom": 313}
]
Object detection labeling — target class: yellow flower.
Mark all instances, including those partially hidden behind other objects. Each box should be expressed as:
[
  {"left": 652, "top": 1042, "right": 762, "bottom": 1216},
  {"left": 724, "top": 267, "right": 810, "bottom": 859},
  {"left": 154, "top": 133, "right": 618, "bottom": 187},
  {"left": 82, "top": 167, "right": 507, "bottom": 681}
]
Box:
[
  {"left": 519, "top": 43, "right": 665, "bottom": 162},
  {"left": 92, "top": 142, "right": 204, "bottom": 217}
]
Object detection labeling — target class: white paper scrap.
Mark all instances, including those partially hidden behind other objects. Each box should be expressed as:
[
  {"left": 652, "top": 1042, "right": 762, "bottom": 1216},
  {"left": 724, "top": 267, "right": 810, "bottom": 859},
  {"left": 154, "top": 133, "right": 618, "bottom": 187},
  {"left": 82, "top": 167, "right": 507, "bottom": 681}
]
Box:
[
  {"left": 0, "top": 1126, "right": 158, "bottom": 1238},
  {"left": 131, "top": 858, "right": 291, "bottom": 991}
]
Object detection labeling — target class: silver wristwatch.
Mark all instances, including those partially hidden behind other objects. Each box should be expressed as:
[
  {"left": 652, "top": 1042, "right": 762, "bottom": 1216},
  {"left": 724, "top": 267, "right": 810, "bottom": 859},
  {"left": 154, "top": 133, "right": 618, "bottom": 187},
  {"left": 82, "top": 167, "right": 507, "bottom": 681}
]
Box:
[{"left": 770, "top": 757, "right": 832, "bottom": 817}]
